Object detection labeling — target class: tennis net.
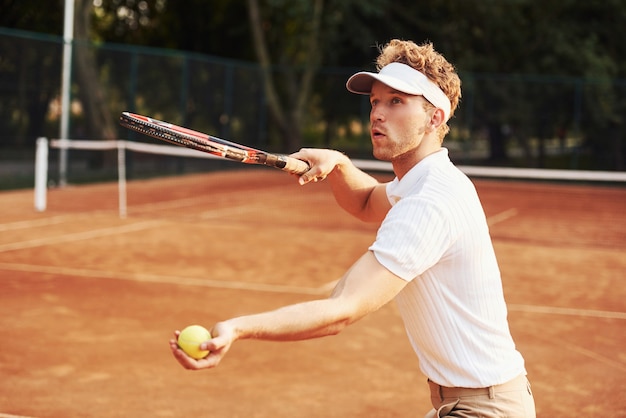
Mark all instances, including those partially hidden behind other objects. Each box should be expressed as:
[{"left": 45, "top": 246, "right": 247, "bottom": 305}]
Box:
[{"left": 34, "top": 137, "right": 626, "bottom": 218}]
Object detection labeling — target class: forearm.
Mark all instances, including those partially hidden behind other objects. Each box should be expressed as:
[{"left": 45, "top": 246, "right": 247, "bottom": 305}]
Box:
[
  {"left": 292, "top": 148, "right": 391, "bottom": 221},
  {"left": 326, "top": 152, "right": 389, "bottom": 222},
  {"left": 169, "top": 253, "right": 406, "bottom": 370},
  {"left": 224, "top": 298, "right": 356, "bottom": 342}
]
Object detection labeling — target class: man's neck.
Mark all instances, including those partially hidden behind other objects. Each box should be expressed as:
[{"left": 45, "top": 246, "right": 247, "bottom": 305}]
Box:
[{"left": 392, "top": 142, "right": 442, "bottom": 179}]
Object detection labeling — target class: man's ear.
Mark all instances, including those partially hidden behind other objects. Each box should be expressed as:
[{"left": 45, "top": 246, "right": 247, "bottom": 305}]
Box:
[{"left": 430, "top": 108, "right": 446, "bottom": 128}]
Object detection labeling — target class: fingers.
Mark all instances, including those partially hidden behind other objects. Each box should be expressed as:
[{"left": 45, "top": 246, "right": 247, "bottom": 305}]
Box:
[
  {"left": 293, "top": 151, "right": 328, "bottom": 185},
  {"left": 169, "top": 338, "right": 223, "bottom": 370},
  {"left": 169, "top": 327, "right": 232, "bottom": 371},
  {"left": 291, "top": 149, "right": 323, "bottom": 185},
  {"left": 291, "top": 148, "right": 345, "bottom": 186},
  {"left": 288, "top": 148, "right": 311, "bottom": 161},
  {"left": 298, "top": 173, "right": 327, "bottom": 185}
]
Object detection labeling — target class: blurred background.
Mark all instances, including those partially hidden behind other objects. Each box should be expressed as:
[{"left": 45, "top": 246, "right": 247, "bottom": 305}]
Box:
[{"left": 1, "top": 0, "right": 625, "bottom": 189}]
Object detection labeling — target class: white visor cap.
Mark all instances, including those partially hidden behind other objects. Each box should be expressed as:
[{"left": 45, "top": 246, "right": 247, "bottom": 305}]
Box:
[{"left": 346, "top": 62, "right": 452, "bottom": 122}]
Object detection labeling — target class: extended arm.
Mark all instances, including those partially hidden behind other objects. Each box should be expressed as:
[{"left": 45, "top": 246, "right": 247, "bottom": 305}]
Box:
[
  {"left": 291, "top": 149, "right": 392, "bottom": 222},
  {"left": 169, "top": 251, "right": 407, "bottom": 370}
]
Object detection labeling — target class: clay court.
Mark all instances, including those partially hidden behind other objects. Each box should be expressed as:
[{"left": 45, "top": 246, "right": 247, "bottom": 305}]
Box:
[{"left": 0, "top": 169, "right": 624, "bottom": 417}]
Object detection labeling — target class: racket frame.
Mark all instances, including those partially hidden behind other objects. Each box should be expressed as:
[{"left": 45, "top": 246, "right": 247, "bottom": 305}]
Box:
[{"left": 119, "top": 112, "right": 309, "bottom": 174}]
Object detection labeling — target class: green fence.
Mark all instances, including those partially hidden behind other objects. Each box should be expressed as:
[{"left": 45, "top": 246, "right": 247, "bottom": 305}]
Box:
[{"left": 1, "top": 27, "right": 624, "bottom": 189}]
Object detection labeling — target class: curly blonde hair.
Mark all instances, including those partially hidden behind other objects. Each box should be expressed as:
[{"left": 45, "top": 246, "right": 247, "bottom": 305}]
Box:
[{"left": 376, "top": 40, "right": 461, "bottom": 140}]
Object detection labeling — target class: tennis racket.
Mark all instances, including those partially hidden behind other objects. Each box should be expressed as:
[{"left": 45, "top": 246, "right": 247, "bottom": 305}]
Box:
[{"left": 119, "top": 112, "right": 310, "bottom": 175}]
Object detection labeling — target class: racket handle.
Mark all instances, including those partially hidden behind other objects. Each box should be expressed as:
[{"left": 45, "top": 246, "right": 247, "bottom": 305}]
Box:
[{"left": 267, "top": 154, "right": 310, "bottom": 175}]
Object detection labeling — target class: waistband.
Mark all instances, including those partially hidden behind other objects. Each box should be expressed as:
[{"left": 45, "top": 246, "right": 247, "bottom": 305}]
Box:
[{"left": 428, "top": 374, "right": 529, "bottom": 400}]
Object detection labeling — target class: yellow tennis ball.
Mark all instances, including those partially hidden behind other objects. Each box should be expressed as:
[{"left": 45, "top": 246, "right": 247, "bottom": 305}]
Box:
[{"left": 177, "top": 325, "right": 212, "bottom": 359}]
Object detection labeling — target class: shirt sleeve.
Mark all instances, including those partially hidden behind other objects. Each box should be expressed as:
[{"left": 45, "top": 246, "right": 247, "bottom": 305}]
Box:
[{"left": 369, "top": 196, "right": 452, "bottom": 281}]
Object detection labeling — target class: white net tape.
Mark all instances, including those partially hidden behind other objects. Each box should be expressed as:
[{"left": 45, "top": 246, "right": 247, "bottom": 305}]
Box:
[{"left": 35, "top": 138, "right": 626, "bottom": 217}]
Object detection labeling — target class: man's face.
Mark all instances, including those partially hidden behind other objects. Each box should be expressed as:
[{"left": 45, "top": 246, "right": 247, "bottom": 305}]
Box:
[{"left": 368, "top": 81, "right": 433, "bottom": 162}]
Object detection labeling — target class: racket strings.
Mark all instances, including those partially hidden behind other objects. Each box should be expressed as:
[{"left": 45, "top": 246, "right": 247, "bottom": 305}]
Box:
[
  {"left": 119, "top": 112, "right": 309, "bottom": 174},
  {"left": 120, "top": 116, "right": 251, "bottom": 162}
]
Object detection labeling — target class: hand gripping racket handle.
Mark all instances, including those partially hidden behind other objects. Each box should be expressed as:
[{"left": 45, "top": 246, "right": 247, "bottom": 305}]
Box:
[{"left": 265, "top": 154, "right": 310, "bottom": 175}]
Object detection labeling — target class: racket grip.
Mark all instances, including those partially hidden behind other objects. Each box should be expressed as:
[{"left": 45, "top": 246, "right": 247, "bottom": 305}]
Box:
[{"left": 268, "top": 155, "right": 310, "bottom": 175}]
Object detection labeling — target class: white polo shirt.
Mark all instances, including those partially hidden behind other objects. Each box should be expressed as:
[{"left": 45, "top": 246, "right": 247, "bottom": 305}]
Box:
[{"left": 369, "top": 148, "right": 525, "bottom": 388}]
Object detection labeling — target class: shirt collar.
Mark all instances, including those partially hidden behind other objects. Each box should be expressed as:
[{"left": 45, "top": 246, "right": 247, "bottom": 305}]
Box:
[{"left": 386, "top": 148, "right": 450, "bottom": 205}]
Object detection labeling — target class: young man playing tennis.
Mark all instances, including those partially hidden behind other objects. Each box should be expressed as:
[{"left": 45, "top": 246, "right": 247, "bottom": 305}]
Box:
[{"left": 170, "top": 39, "right": 536, "bottom": 417}]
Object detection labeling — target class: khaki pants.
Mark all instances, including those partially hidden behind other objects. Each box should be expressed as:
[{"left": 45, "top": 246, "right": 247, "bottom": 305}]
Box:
[{"left": 424, "top": 374, "right": 536, "bottom": 418}]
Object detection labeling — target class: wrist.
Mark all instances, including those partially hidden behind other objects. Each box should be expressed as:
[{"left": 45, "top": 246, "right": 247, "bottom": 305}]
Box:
[
  {"left": 330, "top": 150, "right": 351, "bottom": 174},
  {"left": 217, "top": 318, "right": 245, "bottom": 342}
]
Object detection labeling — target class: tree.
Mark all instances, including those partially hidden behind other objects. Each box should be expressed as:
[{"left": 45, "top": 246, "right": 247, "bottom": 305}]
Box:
[
  {"left": 1, "top": 0, "right": 63, "bottom": 35},
  {"left": 2, "top": 0, "right": 625, "bottom": 168},
  {"left": 390, "top": 0, "right": 626, "bottom": 168},
  {"left": 89, "top": 0, "right": 391, "bottom": 151},
  {"left": 0, "top": 0, "right": 64, "bottom": 147},
  {"left": 74, "top": 0, "right": 117, "bottom": 140},
  {"left": 246, "top": 0, "right": 322, "bottom": 150}
]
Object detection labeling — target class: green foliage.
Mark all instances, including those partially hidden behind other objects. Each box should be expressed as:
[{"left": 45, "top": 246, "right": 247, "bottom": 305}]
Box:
[
  {"left": 91, "top": 0, "right": 252, "bottom": 59},
  {"left": 0, "top": 0, "right": 625, "bottom": 169},
  {"left": 0, "top": 0, "right": 64, "bottom": 35}
]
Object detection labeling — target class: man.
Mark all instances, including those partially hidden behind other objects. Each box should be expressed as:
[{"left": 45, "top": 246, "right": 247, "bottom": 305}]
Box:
[{"left": 169, "top": 39, "right": 536, "bottom": 417}]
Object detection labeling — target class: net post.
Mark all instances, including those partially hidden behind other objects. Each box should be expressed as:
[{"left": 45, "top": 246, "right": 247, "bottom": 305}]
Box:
[
  {"left": 59, "top": 0, "right": 75, "bottom": 188},
  {"left": 34, "top": 137, "right": 49, "bottom": 212},
  {"left": 117, "top": 141, "right": 128, "bottom": 219}
]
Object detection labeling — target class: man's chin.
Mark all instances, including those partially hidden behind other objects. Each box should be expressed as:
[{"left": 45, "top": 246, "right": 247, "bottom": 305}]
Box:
[{"left": 372, "top": 149, "right": 392, "bottom": 161}]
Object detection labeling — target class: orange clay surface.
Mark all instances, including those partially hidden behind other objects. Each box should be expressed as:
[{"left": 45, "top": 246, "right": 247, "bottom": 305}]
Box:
[{"left": 0, "top": 169, "right": 624, "bottom": 417}]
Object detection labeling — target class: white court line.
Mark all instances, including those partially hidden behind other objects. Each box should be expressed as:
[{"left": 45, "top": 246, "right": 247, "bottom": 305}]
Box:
[
  {"left": 127, "top": 184, "right": 297, "bottom": 215},
  {"left": 2, "top": 262, "right": 625, "bottom": 319},
  {"left": 3, "top": 202, "right": 622, "bottom": 315},
  {"left": 0, "top": 212, "right": 113, "bottom": 232},
  {"left": 1, "top": 203, "right": 372, "bottom": 255},
  {"left": 0, "top": 215, "right": 74, "bottom": 232},
  {"left": 0, "top": 187, "right": 291, "bottom": 234},
  {"left": 0, "top": 263, "right": 329, "bottom": 296},
  {"left": 0, "top": 414, "right": 36, "bottom": 418},
  {"left": 508, "top": 304, "right": 626, "bottom": 320},
  {"left": 130, "top": 195, "right": 220, "bottom": 214},
  {"left": 559, "top": 341, "right": 626, "bottom": 373},
  {"left": 531, "top": 333, "right": 626, "bottom": 374},
  {"left": 487, "top": 208, "right": 518, "bottom": 226},
  {"left": 0, "top": 195, "right": 259, "bottom": 233},
  {"left": 0, "top": 220, "right": 161, "bottom": 253}
]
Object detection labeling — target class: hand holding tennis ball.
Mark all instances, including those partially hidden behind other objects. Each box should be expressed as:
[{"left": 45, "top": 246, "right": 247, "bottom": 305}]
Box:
[{"left": 177, "top": 325, "right": 212, "bottom": 359}]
